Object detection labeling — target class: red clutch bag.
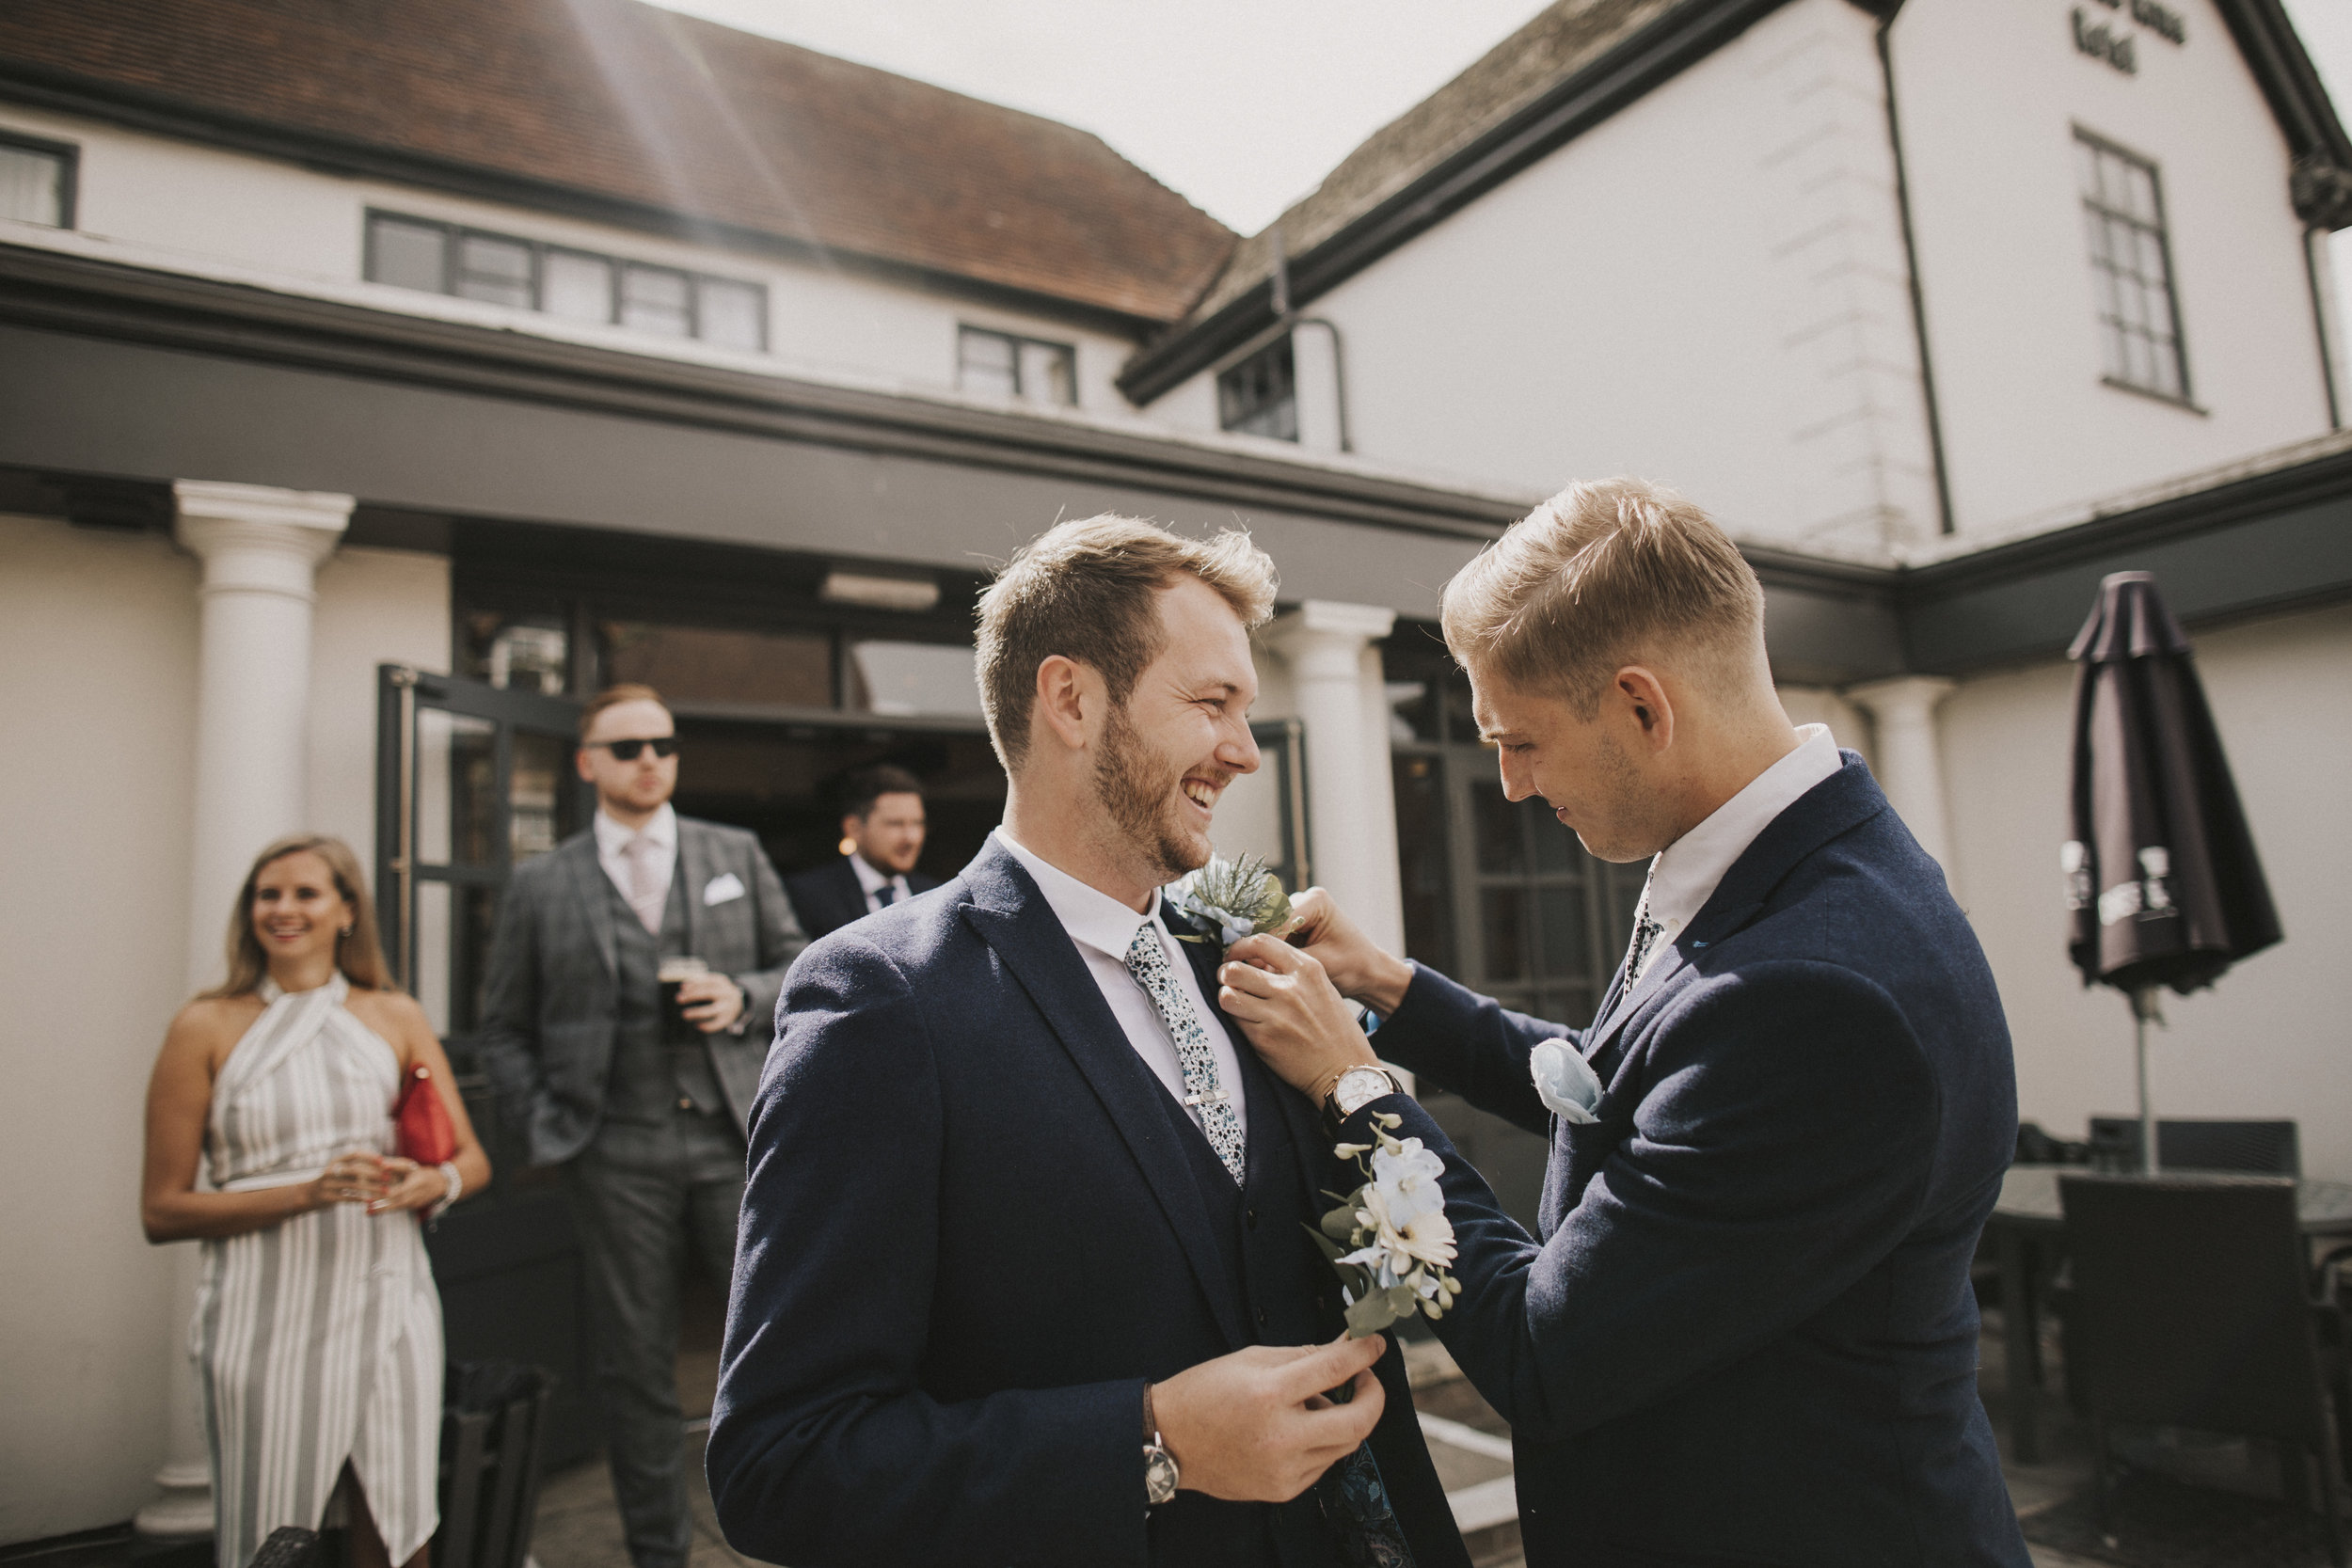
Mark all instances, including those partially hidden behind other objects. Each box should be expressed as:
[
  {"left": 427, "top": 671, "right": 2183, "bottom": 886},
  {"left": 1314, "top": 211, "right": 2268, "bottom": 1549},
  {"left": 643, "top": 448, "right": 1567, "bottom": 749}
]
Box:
[{"left": 393, "top": 1063, "right": 458, "bottom": 1166}]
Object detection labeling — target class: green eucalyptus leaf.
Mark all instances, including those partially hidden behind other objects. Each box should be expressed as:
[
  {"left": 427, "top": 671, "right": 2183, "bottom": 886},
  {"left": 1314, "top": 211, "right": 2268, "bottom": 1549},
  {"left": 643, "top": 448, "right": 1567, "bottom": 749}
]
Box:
[
  {"left": 1344, "top": 1291, "right": 1400, "bottom": 1338},
  {"left": 1320, "top": 1204, "right": 1360, "bottom": 1241}
]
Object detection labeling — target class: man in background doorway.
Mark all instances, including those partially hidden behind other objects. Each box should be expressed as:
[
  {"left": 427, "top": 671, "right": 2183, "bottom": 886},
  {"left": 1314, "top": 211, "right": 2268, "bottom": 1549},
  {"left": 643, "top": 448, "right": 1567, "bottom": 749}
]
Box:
[
  {"left": 783, "top": 763, "right": 939, "bottom": 938},
  {"left": 477, "top": 683, "right": 805, "bottom": 1568}
]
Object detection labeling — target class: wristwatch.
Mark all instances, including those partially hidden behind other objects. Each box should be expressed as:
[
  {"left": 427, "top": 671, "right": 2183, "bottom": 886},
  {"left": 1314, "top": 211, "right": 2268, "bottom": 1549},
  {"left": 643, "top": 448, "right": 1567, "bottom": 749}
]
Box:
[
  {"left": 1141, "top": 1383, "right": 1178, "bottom": 1506},
  {"left": 1327, "top": 1065, "right": 1405, "bottom": 1119}
]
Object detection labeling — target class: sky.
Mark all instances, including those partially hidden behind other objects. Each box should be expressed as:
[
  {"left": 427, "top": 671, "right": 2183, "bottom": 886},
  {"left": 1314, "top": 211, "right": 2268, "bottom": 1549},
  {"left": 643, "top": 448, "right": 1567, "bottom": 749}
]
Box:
[{"left": 651, "top": 0, "right": 2352, "bottom": 240}]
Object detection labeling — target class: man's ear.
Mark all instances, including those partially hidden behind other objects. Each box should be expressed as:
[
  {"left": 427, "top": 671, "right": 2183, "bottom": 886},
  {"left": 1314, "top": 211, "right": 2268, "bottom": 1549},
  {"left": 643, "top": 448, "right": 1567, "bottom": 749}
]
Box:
[
  {"left": 575, "top": 747, "right": 596, "bottom": 782},
  {"left": 1032, "top": 655, "right": 1098, "bottom": 754},
  {"left": 838, "top": 813, "right": 862, "bottom": 843},
  {"left": 1615, "top": 666, "right": 1676, "bottom": 752}
]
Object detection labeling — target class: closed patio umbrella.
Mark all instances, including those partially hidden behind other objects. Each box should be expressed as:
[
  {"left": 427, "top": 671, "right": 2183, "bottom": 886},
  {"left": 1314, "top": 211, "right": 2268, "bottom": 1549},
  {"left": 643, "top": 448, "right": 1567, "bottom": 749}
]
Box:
[{"left": 2063, "top": 571, "right": 2280, "bottom": 1171}]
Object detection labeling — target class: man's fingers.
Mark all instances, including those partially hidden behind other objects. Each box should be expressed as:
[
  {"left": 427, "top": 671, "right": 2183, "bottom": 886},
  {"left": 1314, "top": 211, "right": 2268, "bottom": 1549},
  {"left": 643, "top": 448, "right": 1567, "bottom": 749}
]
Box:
[
  {"left": 1227, "top": 933, "right": 1304, "bottom": 973},
  {"left": 1216, "top": 958, "right": 1283, "bottom": 996},
  {"left": 1274, "top": 1332, "right": 1385, "bottom": 1402},
  {"left": 1296, "top": 1368, "right": 1386, "bottom": 1445}
]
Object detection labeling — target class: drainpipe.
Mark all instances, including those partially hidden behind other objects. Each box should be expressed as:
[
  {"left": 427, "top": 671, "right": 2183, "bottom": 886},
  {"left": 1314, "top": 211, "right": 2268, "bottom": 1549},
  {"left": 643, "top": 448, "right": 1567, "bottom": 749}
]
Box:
[
  {"left": 1873, "top": 1, "right": 1956, "bottom": 535},
  {"left": 1266, "top": 224, "right": 1356, "bottom": 453},
  {"left": 2290, "top": 156, "right": 2352, "bottom": 430}
]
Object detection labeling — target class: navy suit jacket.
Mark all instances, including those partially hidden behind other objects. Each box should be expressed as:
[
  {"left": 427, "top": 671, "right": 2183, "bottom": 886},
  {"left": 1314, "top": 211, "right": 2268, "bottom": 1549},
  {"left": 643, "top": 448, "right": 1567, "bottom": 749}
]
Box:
[
  {"left": 783, "top": 854, "right": 943, "bottom": 941},
  {"left": 1354, "top": 755, "right": 2030, "bottom": 1566},
  {"left": 709, "top": 838, "right": 1469, "bottom": 1568}
]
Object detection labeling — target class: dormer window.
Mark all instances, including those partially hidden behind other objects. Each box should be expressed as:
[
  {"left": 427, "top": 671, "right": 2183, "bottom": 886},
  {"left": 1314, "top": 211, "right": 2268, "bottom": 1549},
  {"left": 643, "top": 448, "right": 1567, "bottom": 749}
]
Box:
[
  {"left": 365, "top": 210, "right": 767, "bottom": 352},
  {"left": 1217, "top": 336, "right": 1297, "bottom": 441},
  {"left": 958, "top": 325, "right": 1076, "bottom": 404},
  {"left": 0, "top": 133, "right": 74, "bottom": 229}
]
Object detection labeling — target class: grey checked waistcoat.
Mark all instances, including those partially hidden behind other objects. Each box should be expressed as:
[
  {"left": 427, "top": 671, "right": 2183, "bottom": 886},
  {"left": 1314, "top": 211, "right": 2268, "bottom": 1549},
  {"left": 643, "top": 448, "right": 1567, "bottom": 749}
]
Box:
[{"left": 601, "top": 871, "right": 728, "bottom": 1126}]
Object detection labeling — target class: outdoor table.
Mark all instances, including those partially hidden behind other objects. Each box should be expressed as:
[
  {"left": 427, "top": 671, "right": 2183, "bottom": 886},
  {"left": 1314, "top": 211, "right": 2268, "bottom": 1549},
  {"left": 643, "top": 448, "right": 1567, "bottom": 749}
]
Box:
[{"left": 1983, "top": 1164, "right": 2352, "bottom": 1464}]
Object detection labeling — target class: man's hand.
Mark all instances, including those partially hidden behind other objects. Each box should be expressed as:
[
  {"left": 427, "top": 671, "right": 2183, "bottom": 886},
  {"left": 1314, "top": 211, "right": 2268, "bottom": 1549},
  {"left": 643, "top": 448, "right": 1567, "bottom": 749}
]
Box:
[
  {"left": 1283, "top": 889, "right": 1415, "bottom": 1016},
  {"left": 1219, "top": 938, "right": 1378, "bottom": 1101},
  {"left": 679, "top": 973, "right": 747, "bottom": 1033},
  {"left": 1152, "top": 1335, "right": 1388, "bottom": 1501}
]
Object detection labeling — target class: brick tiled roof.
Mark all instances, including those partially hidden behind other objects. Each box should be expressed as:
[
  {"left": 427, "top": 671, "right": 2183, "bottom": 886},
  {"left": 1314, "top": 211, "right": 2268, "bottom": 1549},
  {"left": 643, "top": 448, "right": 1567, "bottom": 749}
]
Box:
[{"left": 0, "top": 0, "right": 1234, "bottom": 323}]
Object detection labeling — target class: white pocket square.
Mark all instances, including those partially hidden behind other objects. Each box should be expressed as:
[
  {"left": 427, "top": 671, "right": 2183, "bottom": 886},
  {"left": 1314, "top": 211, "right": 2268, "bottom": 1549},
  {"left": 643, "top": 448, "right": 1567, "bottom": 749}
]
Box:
[
  {"left": 1531, "top": 1037, "right": 1605, "bottom": 1125},
  {"left": 702, "top": 872, "right": 747, "bottom": 906}
]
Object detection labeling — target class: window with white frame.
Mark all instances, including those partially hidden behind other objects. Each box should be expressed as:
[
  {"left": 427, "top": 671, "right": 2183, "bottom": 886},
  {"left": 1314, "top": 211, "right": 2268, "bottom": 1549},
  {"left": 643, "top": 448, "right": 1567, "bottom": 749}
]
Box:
[
  {"left": 365, "top": 211, "right": 768, "bottom": 352},
  {"left": 0, "top": 133, "right": 74, "bottom": 229},
  {"left": 957, "top": 325, "right": 1076, "bottom": 404},
  {"left": 1216, "top": 335, "right": 1297, "bottom": 441},
  {"left": 2076, "top": 131, "right": 2191, "bottom": 404}
]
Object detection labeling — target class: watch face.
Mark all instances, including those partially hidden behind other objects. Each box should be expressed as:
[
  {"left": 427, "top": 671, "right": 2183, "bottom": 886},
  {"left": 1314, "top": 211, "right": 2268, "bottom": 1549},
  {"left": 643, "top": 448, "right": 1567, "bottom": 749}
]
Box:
[
  {"left": 1144, "top": 1445, "right": 1179, "bottom": 1505},
  {"left": 1337, "top": 1068, "right": 1391, "bottom": 1115}
]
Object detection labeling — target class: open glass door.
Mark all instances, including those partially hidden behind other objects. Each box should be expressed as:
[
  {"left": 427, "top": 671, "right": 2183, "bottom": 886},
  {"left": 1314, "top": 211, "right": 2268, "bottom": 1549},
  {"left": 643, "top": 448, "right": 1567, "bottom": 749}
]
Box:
[
  {"left": 374, "top": 664, "right": 601, "bottom": 1466},
  {"left": 374, "top": 665, "right": 586, "bottom": 1064}
]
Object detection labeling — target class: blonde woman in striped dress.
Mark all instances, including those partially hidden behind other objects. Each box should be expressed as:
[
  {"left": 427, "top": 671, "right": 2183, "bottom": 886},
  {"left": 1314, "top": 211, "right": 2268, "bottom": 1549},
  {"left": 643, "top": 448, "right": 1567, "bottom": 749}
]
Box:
[{"left": 142, "top": 834, "right": 491, "bottom": 1568}]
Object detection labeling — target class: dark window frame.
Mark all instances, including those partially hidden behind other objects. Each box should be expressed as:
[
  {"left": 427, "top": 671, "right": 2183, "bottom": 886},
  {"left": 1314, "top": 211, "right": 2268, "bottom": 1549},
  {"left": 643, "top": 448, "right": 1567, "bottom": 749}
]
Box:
[
  {"left": 1216, "top": 334, "right": 1298, "bottom": 441},
  {"left": 0, "top": 129, "right": 78, "bottom": 230},
  {"left": 955, "top": 324, "right": 1078, "bottom": 405},
  {"left": 2074, "top": 127, "right": 2199, "bottom": 411},
  {"left": 362, "top": 209, "right": 768, "bottom": 352}
]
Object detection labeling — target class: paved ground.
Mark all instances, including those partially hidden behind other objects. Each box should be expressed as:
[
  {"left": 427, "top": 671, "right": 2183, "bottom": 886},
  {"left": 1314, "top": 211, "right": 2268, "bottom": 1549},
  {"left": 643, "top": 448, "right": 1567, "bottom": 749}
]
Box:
[{"left": 522, "top": 1306, "right": 2305, "bottom": 1568}]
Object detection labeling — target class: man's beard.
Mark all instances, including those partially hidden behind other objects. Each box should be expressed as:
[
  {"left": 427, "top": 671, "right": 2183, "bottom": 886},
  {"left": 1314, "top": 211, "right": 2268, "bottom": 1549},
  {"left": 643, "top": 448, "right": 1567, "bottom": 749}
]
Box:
[{"left": 1093, "top": 703, "right": 1207, "bottom": 886}]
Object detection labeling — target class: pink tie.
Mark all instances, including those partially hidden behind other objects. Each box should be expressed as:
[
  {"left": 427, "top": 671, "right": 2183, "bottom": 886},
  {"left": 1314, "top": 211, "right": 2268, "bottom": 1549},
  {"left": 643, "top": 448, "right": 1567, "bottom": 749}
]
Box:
[{"left": 625, "top": 834, "right": 663, "bottom": 933}]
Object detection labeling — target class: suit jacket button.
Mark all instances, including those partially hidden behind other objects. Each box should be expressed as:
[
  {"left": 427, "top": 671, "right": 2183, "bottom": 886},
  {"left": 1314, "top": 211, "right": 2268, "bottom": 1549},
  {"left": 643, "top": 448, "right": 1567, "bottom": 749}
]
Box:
[
  {"left": 1256, "top": 1307, "right": 1268, "bottom": 1327},
  {"left": 1246, "top": 1207, "right": 1258, "bottom": 1228},
  {"left": 677, "top": 1098, "right": 693, "bottom": 1111}
]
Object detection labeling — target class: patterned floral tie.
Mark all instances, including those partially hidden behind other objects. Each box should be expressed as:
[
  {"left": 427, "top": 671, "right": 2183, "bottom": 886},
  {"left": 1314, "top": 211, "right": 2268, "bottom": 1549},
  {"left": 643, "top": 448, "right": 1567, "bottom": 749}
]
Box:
[
  {"left": 1623, "top": 867, "right": 1666, "bottom": 989},
  {"left": 1125, "top": 923, "right": 1247, "bottom": 1183}
]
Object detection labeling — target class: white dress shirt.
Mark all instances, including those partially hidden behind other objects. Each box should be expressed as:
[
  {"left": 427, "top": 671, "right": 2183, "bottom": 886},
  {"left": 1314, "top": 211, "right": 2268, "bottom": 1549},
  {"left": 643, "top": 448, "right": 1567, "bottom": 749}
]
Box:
[
  {"left": 849, "top": 852, "right": 913, "bottom": 916},
  {"left": 1630, "top": 723, "right": 1843, "bottom": 978},
  {"left": 594, "top": 803, "right": 677, "bottom": 930},
  {"left": 993, "top": 827, "right": 1248, "bottom": 1135}
]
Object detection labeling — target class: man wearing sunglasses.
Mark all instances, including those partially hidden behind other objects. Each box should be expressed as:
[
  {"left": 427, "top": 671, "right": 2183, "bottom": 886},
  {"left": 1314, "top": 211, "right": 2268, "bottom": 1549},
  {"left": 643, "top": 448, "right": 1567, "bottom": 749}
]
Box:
[{"left": 479, "top": 682, "right": 805, "bottom": 1568}]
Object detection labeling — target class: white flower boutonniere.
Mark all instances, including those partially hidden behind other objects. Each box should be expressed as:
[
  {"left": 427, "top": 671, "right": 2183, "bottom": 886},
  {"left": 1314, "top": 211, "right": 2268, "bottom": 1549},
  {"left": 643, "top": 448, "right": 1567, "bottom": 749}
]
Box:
[
  {"left": 1310, "top": 1116, "right": 1462, "bottom": 1338},
  {"left": 1171, "top": 854, "right": 1295, "bottom": 950}
]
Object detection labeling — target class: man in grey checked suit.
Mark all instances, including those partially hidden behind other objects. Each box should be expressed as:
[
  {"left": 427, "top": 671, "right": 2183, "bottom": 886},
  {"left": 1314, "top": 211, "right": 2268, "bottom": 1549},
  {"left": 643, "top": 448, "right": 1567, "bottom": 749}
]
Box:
[{"left": 479, "top": 682, "right": 804, "bottom": 1568}]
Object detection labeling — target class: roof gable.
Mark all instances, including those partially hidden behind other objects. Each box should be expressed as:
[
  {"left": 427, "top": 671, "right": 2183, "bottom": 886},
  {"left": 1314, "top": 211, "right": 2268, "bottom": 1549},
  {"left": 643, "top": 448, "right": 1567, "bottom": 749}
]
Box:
[
  {"left": 0, "top": 0, "right": 1235, "bottom": 324},
  {"left": 1120, "top": 0, "right": 2352, "bottom": 403}
]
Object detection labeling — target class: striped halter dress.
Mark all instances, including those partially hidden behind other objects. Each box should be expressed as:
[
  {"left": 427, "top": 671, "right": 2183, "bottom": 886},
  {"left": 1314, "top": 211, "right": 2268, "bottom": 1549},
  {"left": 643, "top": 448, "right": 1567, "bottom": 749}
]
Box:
[{"left": 192, "top": 974, "right": 443, "bottom": 1568}]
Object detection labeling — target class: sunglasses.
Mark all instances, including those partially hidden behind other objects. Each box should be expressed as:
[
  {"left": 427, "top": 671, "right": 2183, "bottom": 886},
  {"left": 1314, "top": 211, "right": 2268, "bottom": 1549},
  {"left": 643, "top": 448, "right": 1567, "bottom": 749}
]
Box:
[{"left": 590, "top": 736, "right": 679, "bottom": 761}]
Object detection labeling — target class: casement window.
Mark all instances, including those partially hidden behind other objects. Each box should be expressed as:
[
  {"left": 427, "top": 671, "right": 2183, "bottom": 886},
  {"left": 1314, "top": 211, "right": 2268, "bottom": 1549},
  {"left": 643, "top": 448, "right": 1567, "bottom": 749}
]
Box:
[
  {"left": 365, "top": 211, "right": 768, "bottom": 352},
  {"left": 0, "top": 132, "right": 75, "bottom": 229},
  {"left": 1216, "top": 335, "right": 1297, "bottom": 441},
  {"left": 2076, "top": 130, "right": 2192, "bottom": 404},
  {"left": 957, "top": 325, "right": 1077, "bottom": 404}
]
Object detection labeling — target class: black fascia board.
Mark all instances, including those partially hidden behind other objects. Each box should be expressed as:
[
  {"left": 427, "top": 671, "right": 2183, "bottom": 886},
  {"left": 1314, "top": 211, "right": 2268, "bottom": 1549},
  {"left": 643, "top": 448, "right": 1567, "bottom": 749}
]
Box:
[
  {"left": 2214, "top": 0, "right": 2352, "bottom": 176},
  {"left": 0, "top": 239, "right": 1522, "bottom": 542},
  {"left": 1118, "top": 0, "right": 1798, "bottom": 406},
  {"left": 0, "top": 62, "right": 1167, "bottom": 341}
]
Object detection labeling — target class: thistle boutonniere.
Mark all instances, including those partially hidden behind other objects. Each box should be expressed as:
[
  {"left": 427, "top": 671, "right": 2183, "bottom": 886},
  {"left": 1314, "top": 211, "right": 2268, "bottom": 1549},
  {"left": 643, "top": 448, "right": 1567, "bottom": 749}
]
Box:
[
  {"left": 1310, "top": 1116, "right": 1461, "bottom": 1338},
  {"left": 1171, "top": 854, "right": 1295, "bottom": 950}
]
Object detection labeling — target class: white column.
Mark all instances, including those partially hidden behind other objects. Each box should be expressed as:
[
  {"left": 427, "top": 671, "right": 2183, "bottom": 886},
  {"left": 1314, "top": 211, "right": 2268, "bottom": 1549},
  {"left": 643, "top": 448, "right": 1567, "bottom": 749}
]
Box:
[
  {"left": 137, "top": 481, "right": 352, "bottom": 1541},
  {"left": 1845, "top": 675, "right": 1957, "bottom": 869},
  {"left": 1268, "top": 600, "right": 1405, "bottom": 953}
]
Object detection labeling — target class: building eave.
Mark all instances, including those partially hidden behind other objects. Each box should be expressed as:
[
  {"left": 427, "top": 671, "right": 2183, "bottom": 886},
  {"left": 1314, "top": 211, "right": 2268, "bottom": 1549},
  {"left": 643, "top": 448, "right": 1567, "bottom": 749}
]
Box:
[{"left": 0, "top": 240, "right": 1520, "bottom": 542}]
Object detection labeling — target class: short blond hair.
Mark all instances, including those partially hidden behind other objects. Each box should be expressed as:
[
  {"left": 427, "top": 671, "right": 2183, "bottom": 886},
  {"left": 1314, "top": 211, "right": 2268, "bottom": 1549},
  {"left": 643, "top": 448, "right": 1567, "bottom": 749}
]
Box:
[
  {"left": 1440, "top": 478, "right": 1762, "bottom": 715},
  {"left": 977, "top": 515, "right": 1277, "bottom": 768}
]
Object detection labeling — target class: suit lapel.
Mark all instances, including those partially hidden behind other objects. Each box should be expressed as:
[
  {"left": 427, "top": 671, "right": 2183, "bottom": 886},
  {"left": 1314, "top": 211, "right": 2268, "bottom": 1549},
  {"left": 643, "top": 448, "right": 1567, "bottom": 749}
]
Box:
[
  {"left": 565, "top": 834, "right": 618, "bottom": 977},
  {"left": 831, "top": 858, "right": 865, "bottom": 925},
  {"left": 675, "top": 818, "right": 711, "bottom": 953},
  {"left": 1574, "top": 754, "right": 1893, "bottom": 1079},
  {"left": 961, "top": 846, "right": 1248, "bottom": 1350}
]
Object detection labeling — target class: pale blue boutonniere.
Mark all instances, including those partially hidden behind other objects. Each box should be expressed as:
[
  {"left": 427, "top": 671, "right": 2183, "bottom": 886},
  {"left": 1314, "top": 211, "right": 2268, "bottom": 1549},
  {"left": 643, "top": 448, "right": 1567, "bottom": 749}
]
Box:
[
  {"left": 1171, "top": 854, "right": 1295, "bottom": 950},
  {"left": 1310, "top": 1117, "right": 1462, "bottom": 1338}
]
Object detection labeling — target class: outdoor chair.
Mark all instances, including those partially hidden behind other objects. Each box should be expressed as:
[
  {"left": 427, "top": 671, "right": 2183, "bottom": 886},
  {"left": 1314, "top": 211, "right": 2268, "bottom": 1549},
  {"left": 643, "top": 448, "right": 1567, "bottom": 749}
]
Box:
[
  {"left": 2087, "top": 1116, "right": 2300, "bottom": 1175},
  {"left": 2059, "top": 1175, "right": 2349, "bottom": 1564}
]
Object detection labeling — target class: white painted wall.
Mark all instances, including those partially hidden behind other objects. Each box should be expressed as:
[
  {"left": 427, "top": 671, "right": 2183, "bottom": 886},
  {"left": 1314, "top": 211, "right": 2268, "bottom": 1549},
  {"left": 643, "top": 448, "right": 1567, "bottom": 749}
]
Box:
[
  {"left": 308, "top": 547, "right": 454, "bottom": 858},
  {"left": 0, "top": 518, "right": 453, "bottom": 1542},
  {"left": 0, "top": 103, "right": 1138, "bottom": 412},
  {"left": 1145, "top": 0, "right": 2333, "bottom": 555},
  {"left": 1895, "top": 0, "right": 2335, "bottom": 536},
  {"left": 1144, "top": 0, "right": 1939, "bottom": 553},
  {"left": 1940, "top": 602, "right": 2352, "bottom": 1181},
  {"left": 0, "top": 515, "right": 198, "bottom": 1541}
]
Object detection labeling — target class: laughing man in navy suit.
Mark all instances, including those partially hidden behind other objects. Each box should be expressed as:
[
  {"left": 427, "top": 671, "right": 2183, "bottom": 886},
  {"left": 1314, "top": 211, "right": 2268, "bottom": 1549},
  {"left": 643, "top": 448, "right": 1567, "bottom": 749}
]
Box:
[
  {"left": 709, "top": 516, "right": 1469, "bottom": 1568},
  {"left": 1218, "top": 480, "right": 2031, "bottom": 1567}
]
